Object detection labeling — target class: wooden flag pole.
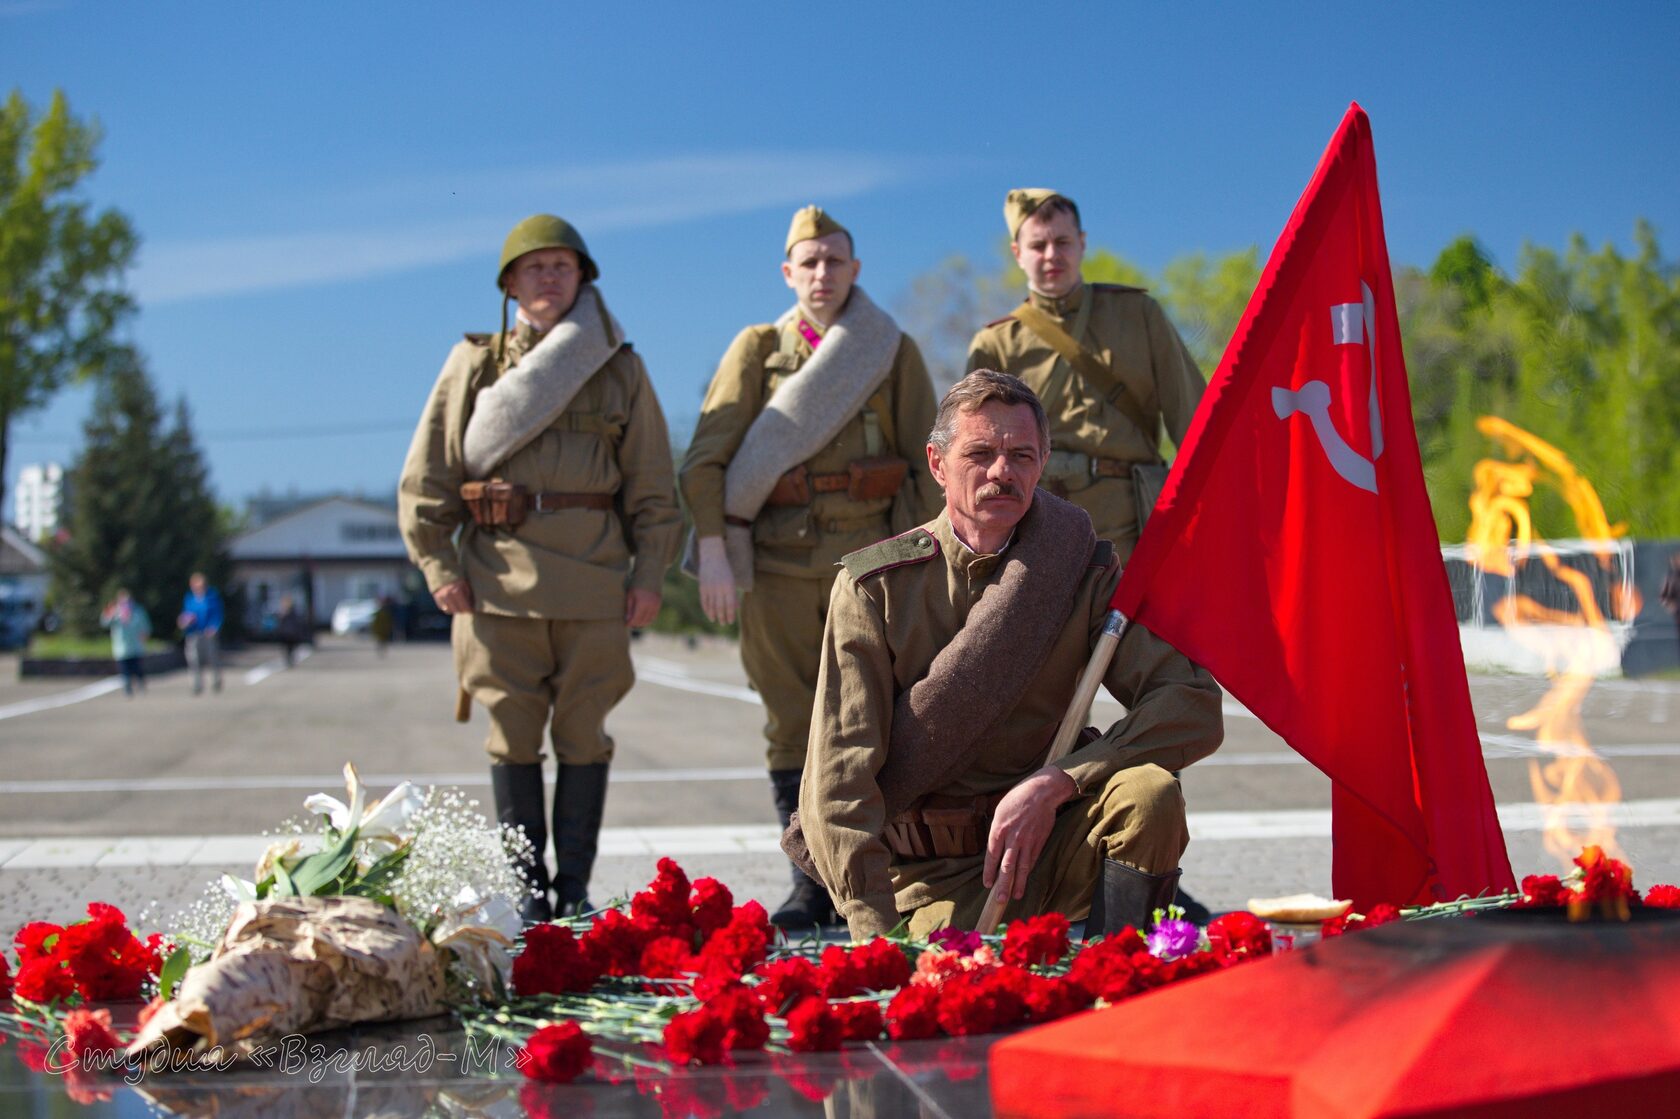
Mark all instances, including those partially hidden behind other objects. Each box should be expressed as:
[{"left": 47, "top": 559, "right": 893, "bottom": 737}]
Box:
[{"left": 974, "top": 609, "right": 1130, "bottom": 934}]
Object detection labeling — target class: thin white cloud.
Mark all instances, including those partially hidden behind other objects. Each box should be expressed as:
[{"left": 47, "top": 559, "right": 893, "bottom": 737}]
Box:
[{"left": 133, "top": 151, "right": 918, "bottom": 305}]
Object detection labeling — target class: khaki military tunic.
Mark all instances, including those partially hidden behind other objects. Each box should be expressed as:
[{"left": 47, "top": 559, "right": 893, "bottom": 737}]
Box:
[
  {"left": 967, "top": 283, "right": 1205, "bottom": 558},
  {"left": 800, "top": 512, "right": 1223, "bottom": 941},
  {"left": 399, "top": 315, "right": 682, "bottom": 765},
  {"left": 680, "top": 314, "right": 941, "bottom": 769}
]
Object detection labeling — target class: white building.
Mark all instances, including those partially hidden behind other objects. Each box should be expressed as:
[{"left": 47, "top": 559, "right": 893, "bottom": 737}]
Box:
[
  {"left": 229, "top": 496, "right": 414, "bottom": 628},
  {"left": 12, "top": 463, "right": 67, "bottom": 542}
]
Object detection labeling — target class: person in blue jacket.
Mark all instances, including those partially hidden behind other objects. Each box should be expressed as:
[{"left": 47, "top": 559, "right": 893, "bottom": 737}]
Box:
[{"left": 177, "top": 572, "right": 224, "bottom": 695}]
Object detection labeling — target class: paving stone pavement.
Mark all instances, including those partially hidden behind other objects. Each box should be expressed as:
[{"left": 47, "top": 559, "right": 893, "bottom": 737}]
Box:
[{"left": 3, "top": 633, "right": 1677, "bottom": 1116}]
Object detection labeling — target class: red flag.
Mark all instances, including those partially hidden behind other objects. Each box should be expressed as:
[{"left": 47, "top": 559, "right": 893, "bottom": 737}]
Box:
[{"left": 1114, "top": 104, "right": 1515, "bottom": 908}]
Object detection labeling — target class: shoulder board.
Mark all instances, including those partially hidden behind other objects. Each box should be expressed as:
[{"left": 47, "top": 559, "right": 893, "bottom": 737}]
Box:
[
  {"left": 1092, "top": 282, "right": 1148, "bottom": 294},
  {"left": 462, "top": 332, "right": 493, "bottom": 346},
  {"left": 1090, "top": 539, "right": 1114, "bottom": 567},
  {"left": 983, "top": 311, "right": 1021, "bottom": 329},
  {"left": 842, "top": 528, "right": 940, "bottom": 581}
]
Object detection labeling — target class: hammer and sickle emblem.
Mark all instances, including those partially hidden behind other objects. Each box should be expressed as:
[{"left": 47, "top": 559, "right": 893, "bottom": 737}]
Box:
[{"left": 1271, "top": 282, "right": 1384, "bottom": 493}]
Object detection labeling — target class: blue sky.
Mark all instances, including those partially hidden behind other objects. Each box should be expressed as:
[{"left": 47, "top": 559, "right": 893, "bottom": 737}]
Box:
[{"left": 4, "top": 0, "right": 1677, "bottom": 513}]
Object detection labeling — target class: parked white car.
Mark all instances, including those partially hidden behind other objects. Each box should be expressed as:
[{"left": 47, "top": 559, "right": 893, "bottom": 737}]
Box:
[{"left": 330, "top": 599, "right": 381, "bottom": 635}]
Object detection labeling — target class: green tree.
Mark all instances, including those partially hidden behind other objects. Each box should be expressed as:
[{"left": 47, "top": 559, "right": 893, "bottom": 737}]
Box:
[
  {"left": 49, "top": 360, "right": 228, "bottom": 637},
  {"left": 0, "top": 89, "right": 138, "bottom": 490}
]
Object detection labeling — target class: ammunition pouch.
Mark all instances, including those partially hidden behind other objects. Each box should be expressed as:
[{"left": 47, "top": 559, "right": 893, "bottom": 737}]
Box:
[
  {"left": 460, "top": 480, "right": 529, "bottom": 528},
  {"left": 765, "top": 456, "right": 909, "bottom": 508},
  {"left": 766, "top": 465, "right": 813, "bottom": 507},
  {"left": 883, "top": 791, "right": 1007, "bottom": 860},
  {"left": 846, "top": 456, "right": 908, "bottom": 501}
]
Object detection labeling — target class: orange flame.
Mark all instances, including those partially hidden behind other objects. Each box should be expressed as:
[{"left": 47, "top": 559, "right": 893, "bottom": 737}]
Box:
[{"left": 1466, "top": 417, "right": 1640, "bottom": 870}]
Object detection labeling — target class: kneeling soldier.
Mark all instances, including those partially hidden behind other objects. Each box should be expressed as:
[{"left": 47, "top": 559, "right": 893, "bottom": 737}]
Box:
[{"left": 789, "top": 370, "right": 1223, "bottom": 942}]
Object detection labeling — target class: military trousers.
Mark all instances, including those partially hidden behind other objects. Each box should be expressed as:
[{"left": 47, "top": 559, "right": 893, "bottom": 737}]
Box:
[
  {"left": 739, "top": 568, "right": 837, "bottom": 771},
  {"left": 902, "top": 763, "right": 1187, "bottom": 939},
  {"left": 453, "top": 612, "right": 632, "bottom": 767}
]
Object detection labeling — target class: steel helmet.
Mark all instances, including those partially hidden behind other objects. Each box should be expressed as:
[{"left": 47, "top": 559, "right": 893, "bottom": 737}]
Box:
[{"left": 497, "top": 213, "right": 598, "bottom": 288}]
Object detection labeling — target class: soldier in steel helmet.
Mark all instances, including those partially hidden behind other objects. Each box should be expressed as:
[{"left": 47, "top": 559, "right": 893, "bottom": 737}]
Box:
[
  {"left": 399, "top": 215, "right": 681, "bottom": 921},
  {"left": 680, "top": 206, "right": 942, "bottom": 929},
  {"left": 968, "top": 189, "right": 1213, "bottom": 922}
]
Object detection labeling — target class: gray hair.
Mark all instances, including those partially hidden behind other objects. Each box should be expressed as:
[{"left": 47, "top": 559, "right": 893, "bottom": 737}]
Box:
[{"left": 927, "top": 369, "right": 1049, "bottom": 453}]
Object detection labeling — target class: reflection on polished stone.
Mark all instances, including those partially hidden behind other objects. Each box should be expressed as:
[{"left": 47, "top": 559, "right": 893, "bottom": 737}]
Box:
[{"left": 0, "top": 1017, "right": 1005, "bottom": 1118}]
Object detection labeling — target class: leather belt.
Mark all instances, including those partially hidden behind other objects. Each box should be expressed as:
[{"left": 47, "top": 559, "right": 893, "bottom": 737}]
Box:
[
  {"left": 808, "top": 471, "right": 851, "bottom": 493},
  {"left": 532, "top": 492, "right": 613, "bottom": 512}
]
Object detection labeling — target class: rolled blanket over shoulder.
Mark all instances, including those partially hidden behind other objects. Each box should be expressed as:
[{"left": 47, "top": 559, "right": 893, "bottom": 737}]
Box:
[
  {"left": 715, "top": 286, "right": 902, "bottom": 589},
  {"left": 782, "top": 490, "right": 1099, "bottom": 879},
  {"left": 462, "top": 285, "right": 625, "bottom": 477}
]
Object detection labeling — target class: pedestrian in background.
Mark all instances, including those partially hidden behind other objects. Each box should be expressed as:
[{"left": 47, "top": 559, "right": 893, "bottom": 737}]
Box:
[
  {"left": 370, "top": 595, "right": 395, "bottom": 657},
  {"left": 1662, "top": 551, "right": 1680, "bottom": 664},
  {"left": 178, "top": 571, "right": 224, "bottom": 695},
  {"left": 100, "top": 588, "right": 151, "bottom": 696},
  {"left": 276, "top": 595, "right": 308, "bottom": 667}
]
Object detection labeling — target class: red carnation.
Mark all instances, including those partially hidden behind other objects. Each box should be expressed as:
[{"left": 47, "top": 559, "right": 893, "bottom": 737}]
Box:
[
  {"left": 850, "top": 937, "right": 912, "bottom": 991},
  {"left": 1022, "top": 973, "right": 1091, "bottom": 1023},
  {"left": 703, "top": 982, "right": 770, "bottom": 1050},
  {"left": 785, "top": 996, "right": 844, "bottom": 1052},
  {"left": 885, "top": 982, "right": 941, "bottom": 1040},
  {"left": 1206, "top": 911, "right": 1272, "bottom": 962},
  {"left": 696, "top": 902, "right": 771, "bottom": 976},
  {"left": 1363, "top": 903, "right": 1403, "bottom": 927},
  {"left": 1516, "top": 874, "right": 1568, "bottom": 908},
  {"left": 1002, "top": 912, "right": 1071, "bottom": 968},
  {"left": 519, "top": 1022, "right": 593, "bottom": 1083},
  {"left": 934, "top": 968, "right": 1026, "bottom": 1036},
  {"left": 630, "top": 858, "right": 695, "bottom": 939},
  {"left": 1573, "top": 845, "right": 1636, "bottom": 911},
  {"left": 664, "top": 1005, "right": 728, "bottom": 1066},
  {"left": 832, "top": 999, "right": 884, "bottom": 1042},
  {"left": 12, "top": 956, "right": 74, "bottom": 1004},
  {"left": 1644, "top": 884, "right": 1680, "bottom": 909},
  {"left": 753, "top": 956, "right": 822, "bottom": 1013},
  {"left": 689, "top": 877, "right": 734, "bottom": 936},
  {"left": 818, "top": 943, "right": 865, "bottom": 997},
  {"left": 1066, "top": 938, "right": 1140, "bottom": 1003},
  {"left": 513, "top": 924, "right": 602, "bottom": 996},
  {"left": 62, "top": 1007, "right": 124, "bottom": 1069},
  {"left": 13, "top": 921, "right": 63, "bottom": 962},
  {"left": 583, "top": 908, "right": 649, "bottom": 977},
  {"left": 637, "top": 935, "right": 696, "bottom": 980}
]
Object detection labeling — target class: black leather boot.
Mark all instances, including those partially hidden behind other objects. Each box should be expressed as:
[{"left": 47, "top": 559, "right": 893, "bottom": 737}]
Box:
[
  {"left": 553, "top": 763, "right": 610, "bottom": 917},
  {"left": 490, "top": 763, "right": 552, "bottom": 924},
  {"left": 1085, "top": 859, "right": 1182, "bottom": 939},
  {"left": 768, "top": 768, "right": 838, "bottom": 930}
]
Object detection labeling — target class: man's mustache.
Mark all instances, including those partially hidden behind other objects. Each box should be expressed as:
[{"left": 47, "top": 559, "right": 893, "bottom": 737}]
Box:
[{"left": 977, "top": 482, "right": 1020, "bottom": 500}]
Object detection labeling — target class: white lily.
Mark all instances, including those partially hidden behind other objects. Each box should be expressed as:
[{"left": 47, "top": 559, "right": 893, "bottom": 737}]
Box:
[
  {"left": 430, "top": 885, "right": 520, "bottom": 991},
  {"left": 302, "top": 762, "right": 426, "bottom": 856},
  {"left": 253, "top": 836, "right": 302, "bottom": 882},
  {"left": 219, "top": 872, "right": 258, "bottom": 903}
]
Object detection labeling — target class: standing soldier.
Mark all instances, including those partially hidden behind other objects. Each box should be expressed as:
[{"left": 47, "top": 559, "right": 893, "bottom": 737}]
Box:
[
  {"left": 400, "top": 215, "right": 682, "bottom": 922},
  {"left": 968, "top": 189, "right": 1211, "bottom": 921},
  {"left": 681, "top": 206, "right": 941, "bottom": 929},
  {"left": 968, "top": 189, "right": 1205, "bottom": 560}
]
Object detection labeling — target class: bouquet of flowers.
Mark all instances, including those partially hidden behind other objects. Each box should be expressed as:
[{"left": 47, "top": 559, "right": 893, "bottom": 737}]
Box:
[{"left": 123, "top": 763, "right": 524, "bottom": 1061}]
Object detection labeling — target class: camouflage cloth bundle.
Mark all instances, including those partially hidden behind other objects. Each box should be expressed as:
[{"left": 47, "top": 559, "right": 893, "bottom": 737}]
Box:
[{"left": 128, "top": 896, "right": 447, "bottom": 1061}]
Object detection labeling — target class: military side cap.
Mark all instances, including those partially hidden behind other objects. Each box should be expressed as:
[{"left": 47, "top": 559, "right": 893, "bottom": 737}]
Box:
[
  {"left": 498, "top": 213, "right": 599, "bottom": 288},
  {"left": 1004, "top": 188, "right": 1076, "bottom": 239},
  {"left": 786, "top": 205, "right": 850, "bottom": 255}
]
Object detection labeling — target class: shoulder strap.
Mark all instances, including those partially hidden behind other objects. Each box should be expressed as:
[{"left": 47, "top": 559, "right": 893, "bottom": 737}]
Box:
[
  {"left": 842, "top": 528, "right": 939, "bottom": 580},
  {"left": 1012, "top": 295, "right": 1153, "bottom": 437}
]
